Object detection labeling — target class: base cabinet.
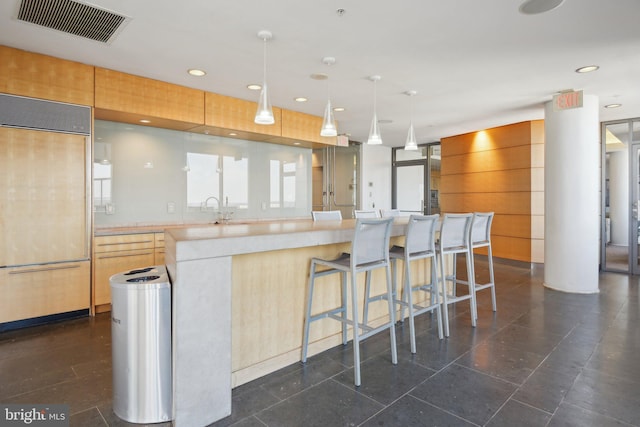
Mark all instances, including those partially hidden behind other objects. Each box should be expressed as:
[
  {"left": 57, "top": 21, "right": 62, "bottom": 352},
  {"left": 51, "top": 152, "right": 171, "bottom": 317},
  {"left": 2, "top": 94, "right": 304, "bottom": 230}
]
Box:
[
  {"left": 93, "top": 233, "right": 155, "bottom": 310},
  {"left": 0, "top": 261, "right": 90, "bottom": 323},
  {"left": 92, "top": 232, "right": 167, "bottom": 311}
]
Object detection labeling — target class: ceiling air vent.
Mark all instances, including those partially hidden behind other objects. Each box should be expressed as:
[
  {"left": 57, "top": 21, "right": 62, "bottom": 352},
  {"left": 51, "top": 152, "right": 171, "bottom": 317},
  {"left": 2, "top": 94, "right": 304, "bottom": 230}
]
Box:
[{"left": 17, "top": 0, "right": 129, "bottom": 43}]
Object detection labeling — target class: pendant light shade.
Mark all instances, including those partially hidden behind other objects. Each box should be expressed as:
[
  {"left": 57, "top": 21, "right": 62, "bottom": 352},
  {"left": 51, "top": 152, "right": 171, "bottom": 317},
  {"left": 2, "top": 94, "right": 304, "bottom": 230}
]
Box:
[
  {"left": 367, "top": 75, "right": 382, "bottom": 145},
  {"left": 321, "top": 98, "right": 337, "bottom": 137},
  {"left": 404, "top": 90, "right": 418, "bottom": 151},
  {"left": 255, "top": 30, "right": 274, "bottom": 125},
  {"left": 320, "top": 56, "right": 337, "bottom": 137}
]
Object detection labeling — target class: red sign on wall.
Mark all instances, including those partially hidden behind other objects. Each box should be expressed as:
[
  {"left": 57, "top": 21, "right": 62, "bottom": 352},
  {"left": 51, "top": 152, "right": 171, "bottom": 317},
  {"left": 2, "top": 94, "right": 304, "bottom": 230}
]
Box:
[{"left": 552, "top": 90, "right": 583, "bottom": 111}]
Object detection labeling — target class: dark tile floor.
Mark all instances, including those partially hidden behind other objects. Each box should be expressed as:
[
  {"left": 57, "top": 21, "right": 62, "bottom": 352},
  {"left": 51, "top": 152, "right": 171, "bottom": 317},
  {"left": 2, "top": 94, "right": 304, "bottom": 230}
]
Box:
[{"left": 1, "top": 260, "right": 639, "bottom": 427}]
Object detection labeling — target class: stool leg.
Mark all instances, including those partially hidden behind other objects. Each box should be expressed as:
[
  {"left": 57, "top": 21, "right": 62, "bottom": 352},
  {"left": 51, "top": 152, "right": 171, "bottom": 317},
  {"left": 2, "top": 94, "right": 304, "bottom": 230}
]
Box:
[
  {"left": 350, "top": 269, "right": 362, "bottom": 387},
  {"left": 432, "top": 256, "right": 444, "bottom": 339},
  {"left": 488, "top": 244, "right": 497, "bottom": 312},
  {"left": 392, "top": 259, "right": 405, "bottom": 322},
  {"left": 438, "top": 252, "right": 450, "bottom": 337},
  {"left": 466, "top": 251, "right": 477, "bottom": 327},
  {"left": 362, "top": 271, "right": 372, "bottom": 326},
  {"left": 385, "top": 264, "right": 398, "bottom": 365},
  {"left": 341, "top": 271, "right": 348, "bottom": 345},
  {"left": 301, "top": 261, "right": 317, "bottom": 363},
  {"left": 404, "top": 258, "right": 417, "bottom": 354}
]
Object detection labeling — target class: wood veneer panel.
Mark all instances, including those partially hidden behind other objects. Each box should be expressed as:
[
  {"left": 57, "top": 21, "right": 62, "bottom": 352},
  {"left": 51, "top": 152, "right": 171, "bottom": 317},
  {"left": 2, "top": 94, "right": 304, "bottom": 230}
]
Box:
[
  {"left": 95, "top": 68, "right": 205, "bottom": 124},
  {"left": 0, "top": 261, "right": 90, "bottom": 323},
  {"left": 492, "top": 236, "right": 531, "bottom": 262},
  {"left": 440, "top": 169, "right": 532, "bottom": 193},
  {"left": 0, "top": 128, "right": 88, "bottom": 266},
  {"left": 281, "top": 109, "right": 337, "bottom": 145},
  {"left": 205, "top": 92, "right": 281, "bottom": 136},
  {"left": 441, "top": 121, "right": 535, "bottom": 156},
  {"left": 0, "top": 45, "right": 94, "bottom": 106},
  {"left": 440, "top": 193, "right": 532, "bottom": 215},
  {"left": 442, "top": 145, "right": 532, "bottom": 175}
]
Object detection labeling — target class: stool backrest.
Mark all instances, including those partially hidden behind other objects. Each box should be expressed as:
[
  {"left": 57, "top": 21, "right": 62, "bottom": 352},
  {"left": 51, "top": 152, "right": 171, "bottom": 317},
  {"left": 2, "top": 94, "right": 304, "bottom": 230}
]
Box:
[
  {"left": 312, "top": 210, "right": 342, "bottom": 221},
  {"left": 352, "top": 217, "right": 394, "bottom": 266},
  {"left": 439, "top": 213, "right": 473, "bottom": 252},
  {"left": 380, "top": 209, "right": 400, "bottom": 218},
  {"left": 405, "top": 214, "right": 439, "bottom": 256},
  {"left": 354, "top": 210, "right": 380, "bottom": 218},
  {"left": 471, "top": 212, "right": 494, "bottom": 246}
]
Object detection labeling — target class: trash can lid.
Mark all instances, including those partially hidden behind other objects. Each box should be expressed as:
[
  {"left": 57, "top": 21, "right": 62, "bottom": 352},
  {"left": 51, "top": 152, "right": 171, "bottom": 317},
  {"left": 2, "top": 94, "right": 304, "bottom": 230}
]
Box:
[{"left": 110, "top": 265, "right": 170, "bottom": 290}]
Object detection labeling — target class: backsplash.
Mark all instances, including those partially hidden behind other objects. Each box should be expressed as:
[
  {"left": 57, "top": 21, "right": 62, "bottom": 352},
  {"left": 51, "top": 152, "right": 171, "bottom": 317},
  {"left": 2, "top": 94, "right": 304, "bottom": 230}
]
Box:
[{"left": 94, "top": 121, "right": 312, "bottom": 226}]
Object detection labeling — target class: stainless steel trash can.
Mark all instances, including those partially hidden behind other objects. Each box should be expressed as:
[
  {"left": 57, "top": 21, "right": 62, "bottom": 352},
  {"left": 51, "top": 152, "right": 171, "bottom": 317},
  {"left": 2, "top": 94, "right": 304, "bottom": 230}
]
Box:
[{"left": 110, "top": 265, "right": 172, "bottom": 424}]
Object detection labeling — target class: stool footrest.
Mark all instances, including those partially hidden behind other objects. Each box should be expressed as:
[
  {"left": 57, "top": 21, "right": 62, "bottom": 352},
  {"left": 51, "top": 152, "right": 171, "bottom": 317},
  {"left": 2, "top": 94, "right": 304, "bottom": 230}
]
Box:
[{"left": 309, "top": 307, "right": 346, "bottom": 323}]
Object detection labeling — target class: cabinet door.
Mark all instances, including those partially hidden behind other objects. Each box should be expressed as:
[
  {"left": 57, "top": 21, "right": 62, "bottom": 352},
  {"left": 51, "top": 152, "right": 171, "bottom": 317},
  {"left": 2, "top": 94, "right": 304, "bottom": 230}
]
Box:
[
  {"left": 0, "top": 261, "right": 90, "bottom": 323},
  {"left": 93, "top": 249, "right": 155, "bottom": 306},
  {"left": 0, "top": 127, "right": 89, "bottom": 266}
]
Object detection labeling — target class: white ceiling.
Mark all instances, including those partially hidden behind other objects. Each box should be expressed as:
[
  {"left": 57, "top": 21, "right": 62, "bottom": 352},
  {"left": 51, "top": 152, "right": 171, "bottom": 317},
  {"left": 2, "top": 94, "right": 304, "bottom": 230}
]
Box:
[{"left": 2, "top": 0, "right": 640, "bottom": 146}]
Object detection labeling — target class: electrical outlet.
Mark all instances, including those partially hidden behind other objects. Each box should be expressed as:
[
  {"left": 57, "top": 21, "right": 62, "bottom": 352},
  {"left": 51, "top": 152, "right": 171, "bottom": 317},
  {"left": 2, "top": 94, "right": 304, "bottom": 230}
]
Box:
[{"left": 167, "top": 202, "right": 176, "bottom": 213}]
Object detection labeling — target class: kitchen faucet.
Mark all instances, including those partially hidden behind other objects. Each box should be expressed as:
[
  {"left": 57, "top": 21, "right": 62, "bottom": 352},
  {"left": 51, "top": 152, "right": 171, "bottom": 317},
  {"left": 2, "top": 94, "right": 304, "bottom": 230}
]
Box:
[{"left": 202, "top": 196, "right": 221, "bottom": 222}]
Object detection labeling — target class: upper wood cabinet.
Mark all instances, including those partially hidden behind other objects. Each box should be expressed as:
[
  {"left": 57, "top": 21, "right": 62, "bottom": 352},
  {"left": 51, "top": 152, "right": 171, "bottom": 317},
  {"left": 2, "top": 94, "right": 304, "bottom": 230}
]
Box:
[
  {"left": 0, "top": 45, "right": 94, "bottom": 106},
  {"left": 94, "top": 68, "right": 205, "bottom": 129},
  {"left": 204, "top": 92, "right": 282, "bottom": 136},
  {"left": 281, "top": 109, "right": 336, "bottom": 145}
]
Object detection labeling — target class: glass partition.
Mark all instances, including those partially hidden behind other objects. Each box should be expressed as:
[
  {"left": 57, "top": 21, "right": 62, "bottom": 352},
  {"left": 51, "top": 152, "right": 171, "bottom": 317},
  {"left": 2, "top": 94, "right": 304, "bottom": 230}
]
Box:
[{"left": 94, "top": 120, "right": 312, "bottom": 226}]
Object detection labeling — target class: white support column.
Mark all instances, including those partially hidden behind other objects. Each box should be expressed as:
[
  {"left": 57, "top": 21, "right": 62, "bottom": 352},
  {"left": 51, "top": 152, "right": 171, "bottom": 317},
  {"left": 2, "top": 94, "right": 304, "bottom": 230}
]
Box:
[{"left": 544, "top": 94, "right": 600, "bottom": 293}]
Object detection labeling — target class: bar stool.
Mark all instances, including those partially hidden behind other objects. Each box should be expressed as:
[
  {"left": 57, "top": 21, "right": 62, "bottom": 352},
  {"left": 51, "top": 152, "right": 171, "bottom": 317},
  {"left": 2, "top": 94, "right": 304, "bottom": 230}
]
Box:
[
  {"left": 454, "top": 212, "right": 497, "bottom": 318},
  {"left": 436, "top": 213, "right": 476, "bottom": 337},
  {"left": 386, "top": 214, "right": 443, "bottom": 354},
  {"left": 354, "top": 209, "right": 380, "bottom": 218},
  {"left": 312, "top": 210, "right": 342, "bottom": 220},
  {"left": 301, "top": 217, "right": 397, "bottom": 387}
]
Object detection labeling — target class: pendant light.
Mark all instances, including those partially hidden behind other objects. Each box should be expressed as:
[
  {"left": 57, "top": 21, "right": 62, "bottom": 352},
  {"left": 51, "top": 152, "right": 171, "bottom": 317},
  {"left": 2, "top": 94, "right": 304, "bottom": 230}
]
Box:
[
  {"left": 404, "top": 90, "right": 418, "bottom": 151},
  {"left": 254, "top": 30, "right": 274, "bottom": 125},
  {"left": 320, "top": 56, "right": 337, "bottom": 137},
  {"left": 367, "top": 75, "right": 382, "bottom": 145}
]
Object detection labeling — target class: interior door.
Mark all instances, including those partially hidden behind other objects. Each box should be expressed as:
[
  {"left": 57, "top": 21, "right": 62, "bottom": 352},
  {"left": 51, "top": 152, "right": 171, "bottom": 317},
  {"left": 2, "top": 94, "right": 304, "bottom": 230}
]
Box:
[
  {"left": 395, "top": 164, "right": 425, "bottom": 213},
  {"left": 632, "top": 143, "right": 640, "bottom": 274},
  {"left": 312, "top": 145, "right": 359, "bottom": 218}
]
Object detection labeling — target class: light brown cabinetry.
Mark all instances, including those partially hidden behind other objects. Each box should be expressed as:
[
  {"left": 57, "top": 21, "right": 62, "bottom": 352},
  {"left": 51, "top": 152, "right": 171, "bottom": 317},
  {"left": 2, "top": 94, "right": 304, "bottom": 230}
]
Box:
[
  {"left": 0, "top": 45, "right": 94, "bottom": 106},
  {"left": 92, "top": 232, "right": 168, "bottom": 311},
  {"left": 94, "top": 67, "right": 205, "bottom": 130},
  {"left": 281, "top": 109, "right": 336, "bottom": 145},
  {"left": 92, "top": 233, "right": 155, "bottom": 311},
  {"left": 0, "top": 261, "right": 90, "bottom": 323},
  {"left": 154, "top": 232, "right": 165, "bottom": 265}
]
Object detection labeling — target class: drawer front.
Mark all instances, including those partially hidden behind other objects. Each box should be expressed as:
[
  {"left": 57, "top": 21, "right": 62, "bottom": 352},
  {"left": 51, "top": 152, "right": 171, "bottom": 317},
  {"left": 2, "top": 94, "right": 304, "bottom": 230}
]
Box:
[
  {"left": 0, "top": 261, "right": 90, "bottom": 323},
  {"left": 154, "top": 232, "right": 165, "bottom": 248},
  {"left": 94, "top": 233, "right": 155, "bottom": 253}
]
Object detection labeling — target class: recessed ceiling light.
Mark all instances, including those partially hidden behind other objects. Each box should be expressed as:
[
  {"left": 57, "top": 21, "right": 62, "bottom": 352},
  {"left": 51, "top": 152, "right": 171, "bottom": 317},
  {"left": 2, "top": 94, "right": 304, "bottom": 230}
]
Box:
[
  {"left": 188, "top": 69, "right": 206, "bottom": 77},
  {"left": 294, "top": 142, "right": 301, "bottom": 145},
  {"left": 140, "top": 119, "right": 151, "bottom": 123},
  {"left": 604, "top": 103, "right": 622, "bottom": 109},
  {"left": 294, "top": 97, "right": 308, "bottom": 102},
  {"left": 519, "top": 0, "right": 564, "bottom": 14},
  {"left": 333, "top": 107, "right": 345, "bottom": 112},
  {"left": 247, "top": 84, "right": 262, "bottom": 90},
  {"left": 576, "top": 65, "right": 599, "bottom": 73},
  {"left": 229, "top": 132, "right": 238, "bottom": 136}
]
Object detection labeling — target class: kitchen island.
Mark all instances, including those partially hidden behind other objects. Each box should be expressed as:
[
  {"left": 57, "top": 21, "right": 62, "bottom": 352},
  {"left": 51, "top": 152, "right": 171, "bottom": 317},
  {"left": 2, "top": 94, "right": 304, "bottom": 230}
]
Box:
[{"left": 165, "top": 218, "right": 431, "bottom": 426}]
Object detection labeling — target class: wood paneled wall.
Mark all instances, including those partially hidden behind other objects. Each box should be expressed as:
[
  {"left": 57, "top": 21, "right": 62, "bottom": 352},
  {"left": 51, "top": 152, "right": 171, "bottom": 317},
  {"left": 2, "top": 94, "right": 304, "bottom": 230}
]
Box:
[{"left": 441, "top": 121, "right": 544, "bottom": 263}]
